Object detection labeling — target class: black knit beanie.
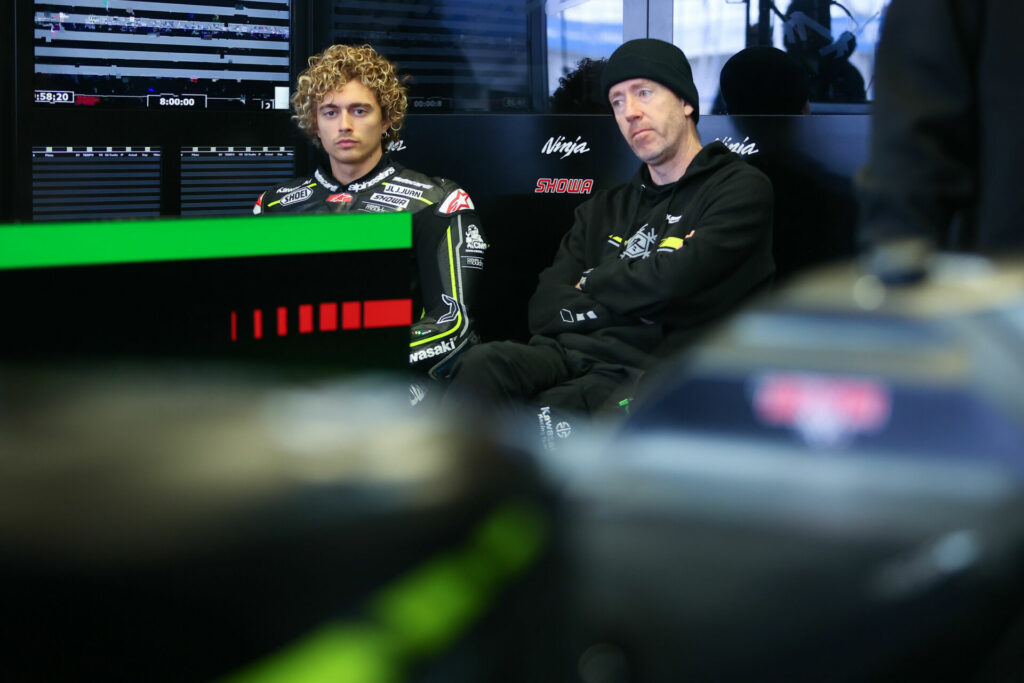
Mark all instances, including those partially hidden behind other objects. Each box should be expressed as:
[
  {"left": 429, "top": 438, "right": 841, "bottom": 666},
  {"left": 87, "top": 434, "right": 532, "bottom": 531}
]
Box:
[{"left": 601, "top": 38, "right": 700, "bottom": 122}]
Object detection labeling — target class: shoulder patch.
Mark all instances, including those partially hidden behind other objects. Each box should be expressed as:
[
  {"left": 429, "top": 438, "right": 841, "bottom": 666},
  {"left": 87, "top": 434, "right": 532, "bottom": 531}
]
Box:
[
  {"left": 438, "top": 189, "right": 474, "bottom": 215},
  {"left": 464, "top": 223, "right": 488, "bottom": 251}
]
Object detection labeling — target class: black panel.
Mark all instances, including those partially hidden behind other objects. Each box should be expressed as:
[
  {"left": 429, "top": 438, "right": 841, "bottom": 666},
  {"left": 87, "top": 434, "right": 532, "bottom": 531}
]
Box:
[
  {"left": 180, "top": 145, "right": 296, "bottom": 216},
  {"left": 699, "top": 114, "right": 870, "bottom": 281},
  {"left": 31, "top": 145, "right": 162, "bottom": 221},
  {"left": 391, "top": 113, "right": 870, "bottom": 341}
]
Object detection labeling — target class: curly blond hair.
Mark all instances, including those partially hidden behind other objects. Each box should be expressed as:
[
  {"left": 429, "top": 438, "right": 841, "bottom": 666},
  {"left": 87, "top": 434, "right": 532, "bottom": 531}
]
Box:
[{"left": 291, "top": 44, "right": 408, "bottom": 148}]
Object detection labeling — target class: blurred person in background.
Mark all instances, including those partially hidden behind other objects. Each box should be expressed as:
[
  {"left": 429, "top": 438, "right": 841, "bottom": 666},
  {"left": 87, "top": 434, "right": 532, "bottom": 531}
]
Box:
[{"left": 858, "top": 0, "right": 1024, "bottom": 275}]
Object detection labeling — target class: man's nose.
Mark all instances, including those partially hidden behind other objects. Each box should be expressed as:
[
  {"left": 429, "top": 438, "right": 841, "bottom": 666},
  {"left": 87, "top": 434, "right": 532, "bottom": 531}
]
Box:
[
  {"left": 623, "top": 95, "right": 641, "bottom": 119},
  {"left": 337, "top": 111, "right": 353, "bottom": 130}
]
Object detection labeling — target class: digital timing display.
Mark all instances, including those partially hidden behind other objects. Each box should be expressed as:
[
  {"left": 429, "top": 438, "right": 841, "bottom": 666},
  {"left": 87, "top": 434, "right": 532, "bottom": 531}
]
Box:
[{"left": 33, "top": 0, "right": 291, "bottom": 110}]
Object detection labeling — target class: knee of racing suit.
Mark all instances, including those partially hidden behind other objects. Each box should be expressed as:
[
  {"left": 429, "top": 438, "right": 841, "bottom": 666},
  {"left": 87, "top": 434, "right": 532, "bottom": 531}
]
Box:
[{"left": 409, "top": 317, "right": 476, "bottom": 381}]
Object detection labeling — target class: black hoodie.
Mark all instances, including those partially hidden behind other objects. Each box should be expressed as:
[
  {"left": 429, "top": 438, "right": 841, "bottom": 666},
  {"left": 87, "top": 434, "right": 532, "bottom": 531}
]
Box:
[{"left": 528, "top": 140, "right": 774, "bottom": 368}]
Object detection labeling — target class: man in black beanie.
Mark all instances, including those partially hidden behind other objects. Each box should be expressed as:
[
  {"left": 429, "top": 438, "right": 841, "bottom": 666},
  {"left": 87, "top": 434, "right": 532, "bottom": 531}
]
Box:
[{"left": 445, "top": 38, "right": 775, "bottom": 448}]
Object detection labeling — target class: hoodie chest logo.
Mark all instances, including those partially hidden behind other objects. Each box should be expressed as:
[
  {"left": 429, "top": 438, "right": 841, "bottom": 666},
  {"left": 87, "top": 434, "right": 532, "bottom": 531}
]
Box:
[{"left": 620, "top": 224, "right": 659, "bottom": 259}]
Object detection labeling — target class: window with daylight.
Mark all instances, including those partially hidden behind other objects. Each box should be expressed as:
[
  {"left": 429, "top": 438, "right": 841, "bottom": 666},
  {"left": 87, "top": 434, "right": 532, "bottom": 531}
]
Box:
[
  {"left": 672, "top": 0, "right": 749, "bottom": 115},
  {"left": 672, "top": 0, "right": 888, "bottom": 113},
  {"left": 317, "top": 0, "right": 888, "bottom": 114},
  {"left": 546, "top": 0, "right": 623, "bottom": 113}
]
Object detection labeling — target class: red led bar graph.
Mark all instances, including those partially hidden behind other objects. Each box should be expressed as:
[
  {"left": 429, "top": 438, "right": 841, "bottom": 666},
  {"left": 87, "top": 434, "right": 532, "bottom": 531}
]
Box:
[
  {"left": 318, "top": 303, "right": 336, "bottom": 332},
  {"left": 276, "top": 307, "right": 288, "bottom": 336},
  {"left": 232, "top": 298, "right": 412, "bottom": 341},
  {"left": 364, "top": 299, "right": 413, "bottom": 328},
  {"left": 299, "top": 305, "right": 313, "bottom": 334},
  {"left": 342, "top": 301, "right": 361, "bottom": 330}
]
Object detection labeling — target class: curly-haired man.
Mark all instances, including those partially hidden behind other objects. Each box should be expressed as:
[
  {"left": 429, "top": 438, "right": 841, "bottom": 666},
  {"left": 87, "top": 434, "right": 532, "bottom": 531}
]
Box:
[{"left": 255, "top": 45, "right": 486, "bottom": 391}]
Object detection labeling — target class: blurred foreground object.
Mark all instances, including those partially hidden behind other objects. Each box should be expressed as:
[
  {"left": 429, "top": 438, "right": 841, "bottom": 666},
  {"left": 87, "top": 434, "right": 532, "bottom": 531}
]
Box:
[
  {"left": 858, "top": 0, "right": 1024, "bottom": 255},
  {"left": 556, "top": 255, "right": 1024, "bottom": 682},
  {"left": 0, "top": 367, "right": 556, "bottom": 683}
]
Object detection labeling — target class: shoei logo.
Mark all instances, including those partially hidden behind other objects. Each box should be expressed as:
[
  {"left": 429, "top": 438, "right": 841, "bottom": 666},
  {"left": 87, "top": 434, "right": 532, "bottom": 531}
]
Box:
[
  {"left": 535, "top": 178, "right": 594, "bottom": 194},
  {"left": 279, "top": 187, "right": 313, "bottom": 206},
  {"left": 716, "top": 136, "right": 760, "bottom": 156},
  {"left": 541, "top": 135, "right": 591, "bottom": 159},
  {"left": 751, "top": 372, "right": 892, "bottom": 447}
]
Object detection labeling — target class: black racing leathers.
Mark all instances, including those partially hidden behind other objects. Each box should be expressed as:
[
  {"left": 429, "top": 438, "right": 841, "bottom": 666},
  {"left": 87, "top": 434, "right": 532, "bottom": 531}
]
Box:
[
  {"left": 254, "top": 156, "right": 486, "bottom": 379},
  {"left": 528, "top": 140, "right": 775, "bottom": 368}
]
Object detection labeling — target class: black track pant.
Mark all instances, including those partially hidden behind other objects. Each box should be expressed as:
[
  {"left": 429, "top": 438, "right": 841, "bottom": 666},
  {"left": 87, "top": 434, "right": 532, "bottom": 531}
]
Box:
[{"left": 444, "top": 337, "right": 639, "bottom": 417}]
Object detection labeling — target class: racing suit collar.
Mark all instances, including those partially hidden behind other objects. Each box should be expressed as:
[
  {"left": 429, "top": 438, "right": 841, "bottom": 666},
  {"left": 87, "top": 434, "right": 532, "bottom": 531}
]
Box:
[{"left": 333, "top": 155, "right": 400, "bottom": 193}]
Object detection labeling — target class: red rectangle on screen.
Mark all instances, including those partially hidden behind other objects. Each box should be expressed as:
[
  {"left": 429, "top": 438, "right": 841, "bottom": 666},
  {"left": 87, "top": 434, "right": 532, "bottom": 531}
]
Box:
[
  {"left": 342, "top": 301, "right": 361, "bottom": 330},
  {"left": 277, "top": 306, "right": 288, "bottom": 336},
  {"left": 364, "top": 299, "right": 413, "bottom": 328},
  {"left": 299, "top": 304, "right": 313, "bottom": 334},
  {"left": 231, "top": 312, "right": 237, "bottom": 341},
  {"left": 253, "top": 309, "right": 263, "bottom": 339},
  {"left": 320, "top": 303, "right": 338, "bottom": 332}
]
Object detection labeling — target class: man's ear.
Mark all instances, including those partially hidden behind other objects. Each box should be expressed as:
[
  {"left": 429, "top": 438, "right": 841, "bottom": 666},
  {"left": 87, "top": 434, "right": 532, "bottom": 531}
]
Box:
[{"left": 683, "top": 102, "right": 695, "bottom": 118}]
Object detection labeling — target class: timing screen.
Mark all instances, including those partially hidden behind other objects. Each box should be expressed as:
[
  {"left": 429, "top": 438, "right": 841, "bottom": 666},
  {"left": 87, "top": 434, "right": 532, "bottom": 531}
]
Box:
[{"left": 33, "top": 0, "right": 291, "bottom": 110}]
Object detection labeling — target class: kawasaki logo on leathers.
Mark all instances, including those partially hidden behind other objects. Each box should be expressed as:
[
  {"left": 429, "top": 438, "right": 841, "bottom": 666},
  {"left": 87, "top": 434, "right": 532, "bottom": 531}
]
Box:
[{"left": 409, "top": 339, "right": 456, "bottom": 363}]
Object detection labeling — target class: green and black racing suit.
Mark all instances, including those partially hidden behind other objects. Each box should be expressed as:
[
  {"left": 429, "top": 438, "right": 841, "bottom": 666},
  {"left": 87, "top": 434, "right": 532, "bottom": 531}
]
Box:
[{"left": 255, "top": 155, "right": 486, "bottom": 382}]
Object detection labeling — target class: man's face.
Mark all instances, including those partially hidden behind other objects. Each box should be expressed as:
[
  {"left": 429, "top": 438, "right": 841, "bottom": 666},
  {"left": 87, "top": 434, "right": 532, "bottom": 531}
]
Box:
[
  {"left": 315, "top": 78, "right": 390, "bottom": 176},
  {"left": 608, "top": 78, "right": 694, "bottom": 167}
]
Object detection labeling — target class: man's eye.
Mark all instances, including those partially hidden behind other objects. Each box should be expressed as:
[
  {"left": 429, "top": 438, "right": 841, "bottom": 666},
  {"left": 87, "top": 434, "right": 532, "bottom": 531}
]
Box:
[
  {"left": 354, "top": 108, "right": 367, "bottom": 115},
  {"left": 639, "top": 89, "right": 651, "bottom": 97},
  {"left": 610, "top": 99, "right": 622, "bottom": 107}
]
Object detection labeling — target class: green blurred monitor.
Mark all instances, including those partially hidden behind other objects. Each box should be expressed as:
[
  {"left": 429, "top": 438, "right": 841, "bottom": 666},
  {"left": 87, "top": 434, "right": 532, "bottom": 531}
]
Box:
[{"left": 0, "top": 213, "right": 413, "bottom": 372}]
